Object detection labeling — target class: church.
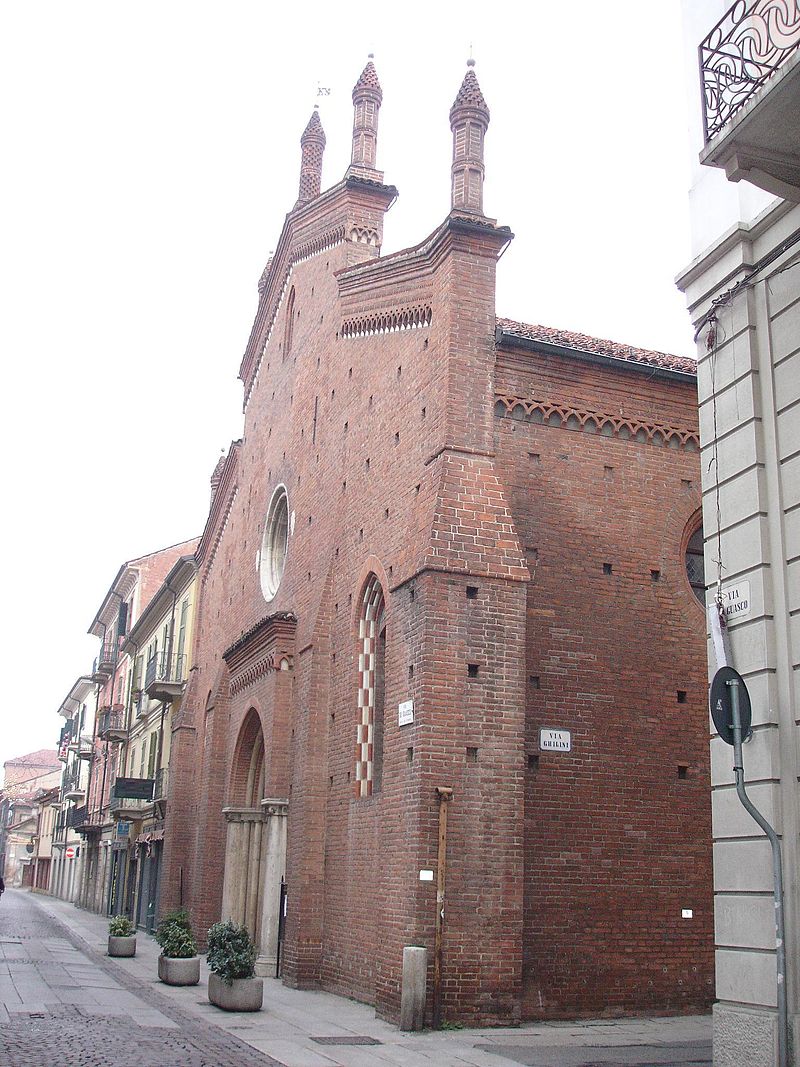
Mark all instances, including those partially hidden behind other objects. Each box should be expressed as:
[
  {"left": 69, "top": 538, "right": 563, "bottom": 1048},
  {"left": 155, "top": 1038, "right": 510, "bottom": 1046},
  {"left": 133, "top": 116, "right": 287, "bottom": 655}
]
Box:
[{"left": 160, "top": 59, "right": 713, "bottom": 1025}]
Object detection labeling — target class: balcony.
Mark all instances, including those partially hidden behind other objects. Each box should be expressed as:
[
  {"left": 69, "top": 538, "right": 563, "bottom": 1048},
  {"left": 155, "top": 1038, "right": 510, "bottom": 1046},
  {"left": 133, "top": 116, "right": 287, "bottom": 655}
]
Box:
[
  {"left": 97, "top": 705, "right": 127, "bottom": 742},
  {"left": 67, "top": 805, "right": 102, "bottom": 835},
  {"left": 62, "top": 771, "right": 85, "bottom": 802},
  {"left": 145, "top": 652, "right": 187, "bottom": 704},
  {"left": 700, "top": 0, "right": 800, "bottom": 199},
  {"left": 92, "top": 635, "right": 119, "bottom": 682}
]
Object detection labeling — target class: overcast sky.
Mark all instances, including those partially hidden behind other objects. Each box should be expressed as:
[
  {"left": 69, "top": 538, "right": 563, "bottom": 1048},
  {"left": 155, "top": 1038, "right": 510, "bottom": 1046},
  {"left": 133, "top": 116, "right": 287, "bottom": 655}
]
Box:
[{"left": 0, "top": 1, "right": 698, "bottom": 776}]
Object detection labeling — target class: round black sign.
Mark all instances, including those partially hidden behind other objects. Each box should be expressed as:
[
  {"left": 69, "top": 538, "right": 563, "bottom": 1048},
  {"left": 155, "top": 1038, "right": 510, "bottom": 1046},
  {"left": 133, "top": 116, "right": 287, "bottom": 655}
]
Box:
[{"left": 710, "top": 666, "right": 752, "bottom": 746}]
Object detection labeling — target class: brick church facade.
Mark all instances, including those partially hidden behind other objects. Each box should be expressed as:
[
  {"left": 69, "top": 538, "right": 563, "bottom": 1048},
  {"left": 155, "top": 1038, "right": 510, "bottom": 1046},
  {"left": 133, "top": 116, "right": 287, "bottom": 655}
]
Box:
[{"left": 161, "top": 60, "right": 713, "bottom": 1025}]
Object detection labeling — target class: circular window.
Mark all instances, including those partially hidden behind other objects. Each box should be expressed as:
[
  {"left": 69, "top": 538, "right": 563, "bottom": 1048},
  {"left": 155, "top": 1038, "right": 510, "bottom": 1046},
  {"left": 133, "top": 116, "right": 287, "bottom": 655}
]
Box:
[
  {"left": 260, "top": 486, "right": 289, "bottom": 601},
  {"left": 685, "top": 526, "right": 705, "bottom": 606}
]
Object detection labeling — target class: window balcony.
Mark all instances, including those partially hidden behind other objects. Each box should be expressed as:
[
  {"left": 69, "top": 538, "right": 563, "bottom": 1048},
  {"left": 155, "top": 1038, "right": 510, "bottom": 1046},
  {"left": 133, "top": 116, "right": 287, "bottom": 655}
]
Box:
[
  {"left": 700, "top": 0, "right": 800, "bottom": 199},
  {"left": 62, "top": 771, "right": 85, "bottom": 802},
  {"left": 145, "top": 652, "right": 187, "bottom": 704},
  {"left": 67, "top": 805, "right": 102, "bottom": 835},
  {"left": 97, "top": 705, "right": 127, "bottom": 742}
]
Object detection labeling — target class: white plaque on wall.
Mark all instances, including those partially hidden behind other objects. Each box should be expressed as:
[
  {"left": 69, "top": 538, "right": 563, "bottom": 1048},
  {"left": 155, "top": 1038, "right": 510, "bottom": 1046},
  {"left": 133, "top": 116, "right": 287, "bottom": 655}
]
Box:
[
  {"left": 713, "top": 581, "right": 752, "bottom": 623},
  {"left": 398, "top": 699, "right": 414, "bottom": 726},
  {"left": 539, "top": 728, "right": 572, "bottom": 752}
]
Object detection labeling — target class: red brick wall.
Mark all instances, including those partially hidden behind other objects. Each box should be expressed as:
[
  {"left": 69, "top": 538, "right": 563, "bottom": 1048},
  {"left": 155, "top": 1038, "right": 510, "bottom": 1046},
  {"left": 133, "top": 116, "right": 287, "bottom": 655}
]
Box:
[
  {"left": 161, "top": 178, "right": 712, "bottom": 1025},
  {"left": 494, "top": 343, "right": 713, "bottom": 1017}
]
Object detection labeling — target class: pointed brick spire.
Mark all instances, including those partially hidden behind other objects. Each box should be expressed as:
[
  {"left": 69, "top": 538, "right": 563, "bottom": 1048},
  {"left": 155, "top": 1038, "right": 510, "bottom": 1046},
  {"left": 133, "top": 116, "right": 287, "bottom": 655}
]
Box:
[
  {"left": 449, "top": 60, "right": 490, "bottom": 215},
  {"left": 298, "top": 106, "right": 326, "bottom": 204},
  {"left": 347, "top": 56, "right": 383, "bottom": 180}
]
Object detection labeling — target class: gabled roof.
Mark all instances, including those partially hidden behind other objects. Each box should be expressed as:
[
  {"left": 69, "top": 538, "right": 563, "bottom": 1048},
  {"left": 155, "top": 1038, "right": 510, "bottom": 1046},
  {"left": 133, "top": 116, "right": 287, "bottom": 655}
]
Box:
[
  {"left": 496, "top": 318, "right": 697, "bottom": 377},
  {"left": 4, "top": 749, "right": 61, "bottom": 769}
]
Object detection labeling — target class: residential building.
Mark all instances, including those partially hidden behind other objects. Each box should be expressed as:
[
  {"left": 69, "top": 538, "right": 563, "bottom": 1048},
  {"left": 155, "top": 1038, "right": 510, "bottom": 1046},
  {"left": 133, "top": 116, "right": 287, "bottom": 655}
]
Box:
[
  {"left": 0, "top": 751, "right": 61, "bottom": 887},
  {"left": 677, "top": 3, "right": 800, "bottom": 1064},
  {"left": 159, "top": 60, "right": 713, "bottom": 1025},
  {"left": 110, "top": 552, "right": 198, "bottom": 930},
  {"left": 52, "top": 676, "right": 95, "bottom": 902},
  {"left": 32, "top": 787, "right": 60, "bottom": 892},
  {"left": 74, "top": 539, "right": 198, "bottom": 916}
]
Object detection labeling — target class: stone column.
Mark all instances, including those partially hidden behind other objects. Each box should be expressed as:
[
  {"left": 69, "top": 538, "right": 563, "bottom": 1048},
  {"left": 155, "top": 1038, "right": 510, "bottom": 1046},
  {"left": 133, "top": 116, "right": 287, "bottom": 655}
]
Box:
[
  {"left": 221, "top": 807, "right": 263, "bottom": 927},
  {"left": 255, "top": 798, "right": 288, "bottom": 977}
]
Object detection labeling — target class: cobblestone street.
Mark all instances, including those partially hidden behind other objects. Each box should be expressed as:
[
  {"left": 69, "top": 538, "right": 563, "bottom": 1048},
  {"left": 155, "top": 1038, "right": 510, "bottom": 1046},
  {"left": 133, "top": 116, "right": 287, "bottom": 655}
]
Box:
[
  {"left": 0, "top": 890, "right": 712, "bottom": 1067},
  {"left": 0, "top": 889, "right": 276, "bottom": 1067}
]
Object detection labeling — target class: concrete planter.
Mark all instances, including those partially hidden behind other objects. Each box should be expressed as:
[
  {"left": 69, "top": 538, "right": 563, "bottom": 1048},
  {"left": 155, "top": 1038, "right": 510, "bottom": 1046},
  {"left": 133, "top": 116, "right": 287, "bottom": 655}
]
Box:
[
  {"left": 107, "top": 935, "right": 136, "bottom": 958},
  {"left": 158, "top": 955, "right": 200, "bottom": 986},
  {"left": 207, "top": 971, "right": 263, "bottom": 1012}
]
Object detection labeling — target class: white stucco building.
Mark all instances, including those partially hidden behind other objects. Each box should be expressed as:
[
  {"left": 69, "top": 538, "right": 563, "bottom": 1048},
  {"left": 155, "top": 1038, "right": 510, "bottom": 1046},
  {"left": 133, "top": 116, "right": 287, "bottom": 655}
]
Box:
[{"left": 677, "top": 3, "right": 800, "bottom": 1064}]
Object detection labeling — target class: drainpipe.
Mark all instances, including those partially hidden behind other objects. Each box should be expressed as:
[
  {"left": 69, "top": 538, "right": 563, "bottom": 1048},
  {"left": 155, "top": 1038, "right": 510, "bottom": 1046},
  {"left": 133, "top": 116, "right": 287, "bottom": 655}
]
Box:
[{"left": 432, "top": 786, "right": 453, "bottom": 1029}]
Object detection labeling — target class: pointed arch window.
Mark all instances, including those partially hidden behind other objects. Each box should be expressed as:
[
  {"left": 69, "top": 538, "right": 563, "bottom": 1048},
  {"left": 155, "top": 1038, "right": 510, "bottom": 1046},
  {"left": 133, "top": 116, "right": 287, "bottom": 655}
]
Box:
[
  {"left": 355, "top": 575, "right": 386, "bottom": 798},
  {"left": 284, "top": 287, "right": 295, "bottom": 359}
]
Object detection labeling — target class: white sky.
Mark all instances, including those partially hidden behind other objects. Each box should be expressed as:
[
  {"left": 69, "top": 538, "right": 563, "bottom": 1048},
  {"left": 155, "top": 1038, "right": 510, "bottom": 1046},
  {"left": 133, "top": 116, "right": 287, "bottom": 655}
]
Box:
[{"left": 0, "top": 1, "right": 699, "bottom": 776}]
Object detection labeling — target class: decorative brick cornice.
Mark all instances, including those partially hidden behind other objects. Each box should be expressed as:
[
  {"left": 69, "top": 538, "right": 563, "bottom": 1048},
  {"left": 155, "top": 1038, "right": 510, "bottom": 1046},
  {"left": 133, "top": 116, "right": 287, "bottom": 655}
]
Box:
[
  {"left": 223, "top": 612, "right": 297, "bottom": 696},
  {"left": 341, "top": 304, "right": 432, "bottom": 338},
  {"left": 494, "top": 395, "right": 700, "bottom": 451}
]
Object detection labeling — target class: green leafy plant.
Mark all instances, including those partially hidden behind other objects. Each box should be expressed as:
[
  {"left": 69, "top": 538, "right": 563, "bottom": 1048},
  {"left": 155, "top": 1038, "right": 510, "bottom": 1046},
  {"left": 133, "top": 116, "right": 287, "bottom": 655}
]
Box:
[
  {"left": 206, "top": 920, "right": 256, "bottom": 985},
  {"left": 155, "top": 908, "right": 197, "bottom": 959},
  {"left": 108, "top": 915, "right": 135, "bottom": 937}
]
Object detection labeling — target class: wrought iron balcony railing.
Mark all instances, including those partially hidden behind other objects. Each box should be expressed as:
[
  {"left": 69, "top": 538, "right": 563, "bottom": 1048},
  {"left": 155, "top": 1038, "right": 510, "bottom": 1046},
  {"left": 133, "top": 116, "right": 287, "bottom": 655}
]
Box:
[
  {"left": 145, "top": 652, "right": 187, "bottom": 702},
  {"left": 701, "top": 0, "right": 800, "bottom": 141},
  {"left": 97, "top": 706, "right": 127, "bottom": 741},
  {"left": 62, "top": 771, "right": 85, "bottom": 798}
]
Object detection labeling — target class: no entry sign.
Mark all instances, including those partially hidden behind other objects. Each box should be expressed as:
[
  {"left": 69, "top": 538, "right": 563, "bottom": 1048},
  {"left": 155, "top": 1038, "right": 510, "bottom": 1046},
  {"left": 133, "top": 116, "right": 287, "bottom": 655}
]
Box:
[{"left": 65, "top": 847, "right": 76, "bottom": 860}]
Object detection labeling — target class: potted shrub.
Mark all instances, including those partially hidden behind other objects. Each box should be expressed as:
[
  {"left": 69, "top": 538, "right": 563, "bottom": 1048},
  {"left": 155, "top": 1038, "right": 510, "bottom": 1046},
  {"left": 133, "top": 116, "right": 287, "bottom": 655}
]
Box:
[
  {"left": 206, "top": 919, "right": 263, "bottom": 1012},
  {"left": 155, "top": 908, "right": 200, "bottom": 986},
  {"left": 107, "top": 915, "right": 136, "bottom": 958}
]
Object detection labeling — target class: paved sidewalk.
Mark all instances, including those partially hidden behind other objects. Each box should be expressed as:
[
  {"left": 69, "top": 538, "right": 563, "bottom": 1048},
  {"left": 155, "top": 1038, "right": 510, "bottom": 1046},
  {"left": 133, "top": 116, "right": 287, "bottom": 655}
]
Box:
[{"left": 23, "top": 890, "right": 711, "bottom": 1066}]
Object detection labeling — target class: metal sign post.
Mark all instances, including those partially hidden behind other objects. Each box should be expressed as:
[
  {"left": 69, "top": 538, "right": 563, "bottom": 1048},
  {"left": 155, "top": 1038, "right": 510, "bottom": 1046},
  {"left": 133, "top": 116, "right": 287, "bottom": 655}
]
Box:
[{"left": 711, "top": 667, "right": 787, "bottom": 1067}]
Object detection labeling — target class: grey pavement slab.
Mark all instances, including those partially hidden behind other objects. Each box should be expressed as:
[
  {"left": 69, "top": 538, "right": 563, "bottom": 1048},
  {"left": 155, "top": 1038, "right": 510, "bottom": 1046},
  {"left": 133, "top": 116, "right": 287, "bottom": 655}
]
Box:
[{"left": 5, "top": 889, "right": 714, "bottom": 1067}]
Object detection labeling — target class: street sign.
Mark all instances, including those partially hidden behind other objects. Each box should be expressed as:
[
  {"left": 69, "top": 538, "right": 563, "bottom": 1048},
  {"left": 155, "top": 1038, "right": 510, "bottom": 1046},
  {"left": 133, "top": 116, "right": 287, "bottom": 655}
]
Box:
[
  {"left": 65, "top": 846, "right": 76, "bottom": 860},
  {"left": 539, "top": 728, "right": 571, "bottom": 752},
  {"left": 710, "top": 666, "right": 752, "bottom": 745}
]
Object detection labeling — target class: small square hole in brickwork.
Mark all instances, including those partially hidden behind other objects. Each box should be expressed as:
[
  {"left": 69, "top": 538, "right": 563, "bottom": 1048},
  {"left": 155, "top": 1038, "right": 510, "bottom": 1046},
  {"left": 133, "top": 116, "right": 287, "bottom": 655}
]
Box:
[
  {"left": 344, "top": 421, "right": 348, "bottom": 432},
  {"left": 342, "top": 480, "right": 347, "bottom": 493},
  {"left": 331, "top": 388, "right": 335, "bottom": 399},
  {"left": 394, "top": 431, "right": 400, "bottom": 444},
  {"left": 329, "top": 776, "right": 333, "bottom": 788},
  {"left": 407, "top": 746, "right": 414, "bottom": 763},
  {"left": 466, "top": 746, "right": 478, "bottom": 763},
  {"left": 604, "top": 465, "right": 614, "bottom": 480},
  {"left": 682, "top": 478, "right": 693, "bottom": 489},
  {"left": 467, "top": 663, "right": 479, "bottom": 678},
  {"left": 422, "top": 407, "right": 426, "bottom": 420},
  {"left": 334, "top": 602, "right": 338, "bottom": 613},
  {"left": 369, "top": 394, "right": 373, "bottom": 406},
  {"left": 332, "top": 653, "right": 336, "bottom": 664},
  {"left": 366, "top": 458, "right": 370, "bottom": 471},
  {"left": 603, "top": 563, "right": 613, "bottom": 575},
  {"left": 529, "top": 452, "right": 541, "bottom": 464},
  {"left": 397, "top": 365, "right": 402, "bottom": 378},
  {"left": 408, "top": 664, "right": 414, "bottom": 679},
  {"left": 466, "top": 586, "right": 479, "bottom": 599},
  {"left": 335, "top": 547, "right": 339, "bottom": 559},
  {"left": 385, "top": 507, "right": 389, "bottom": 519},
  {"left": 528, "top": 754, "right": 540, "bottom": 771},
  {"left": 415, "top": 483, "right": 420, "bottom": 495},
  {"left": 677, "top": 690, "right": 687, "bottom": 703},
  {"left": 349, "top": 367, "right": 353, "bottom": 378},
  {"left": 651, "top": 569, "right": 661, "bottom": 581},
  {"left": 678, "top": 764, "right": 689, "bottom": 779},
  {"left": 359, "top": 529, "right": 363, "bottom": 542},
  {"left": 529, "top": 675, "right": 540, "bottom": 689}
]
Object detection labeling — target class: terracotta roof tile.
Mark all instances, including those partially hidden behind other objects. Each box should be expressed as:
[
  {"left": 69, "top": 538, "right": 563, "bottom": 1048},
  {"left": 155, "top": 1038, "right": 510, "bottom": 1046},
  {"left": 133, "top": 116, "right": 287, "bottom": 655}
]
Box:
[
  {"left": 497, "top": 317, "right": 697, "bottom": 375},
  {"left": 4, "top": 749, "right": 61, "bottom": 769}
]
